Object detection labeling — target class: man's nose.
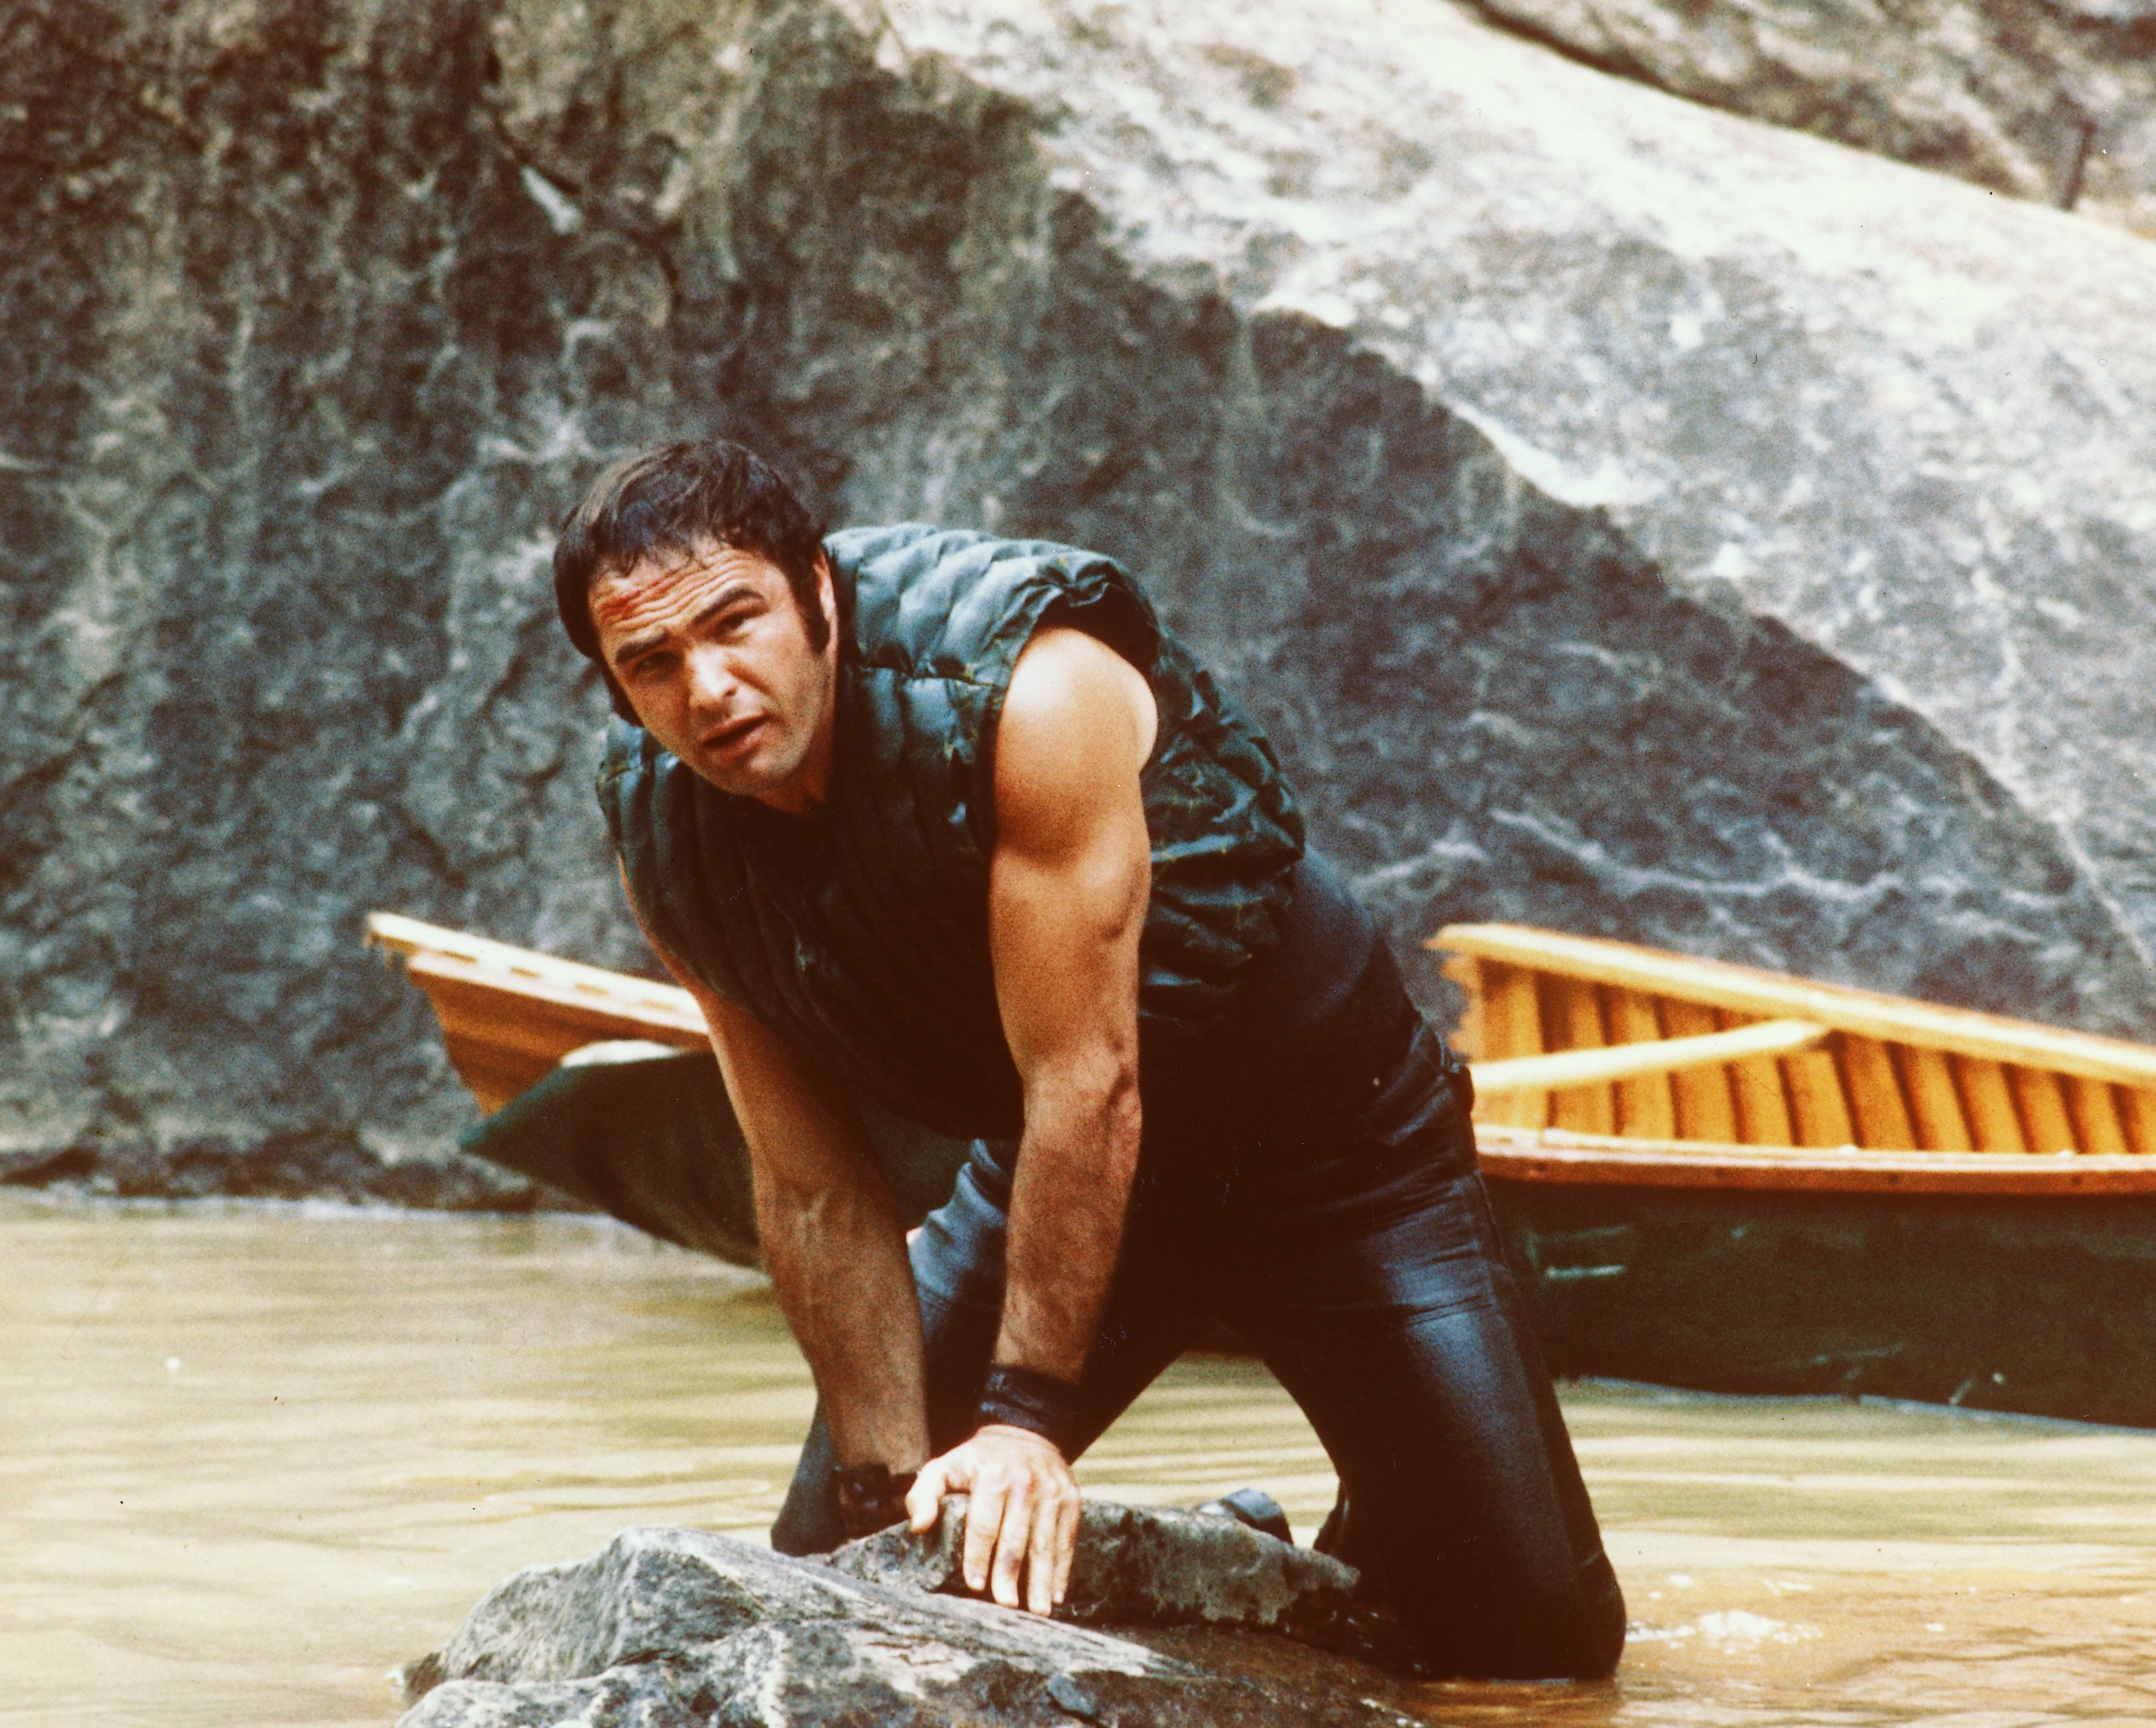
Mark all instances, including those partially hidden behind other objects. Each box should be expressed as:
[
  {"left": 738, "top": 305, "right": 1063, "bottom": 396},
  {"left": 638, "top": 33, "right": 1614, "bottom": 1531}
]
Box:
[{"left": 685, "top": 644, "right": 738, "bottom": 712}]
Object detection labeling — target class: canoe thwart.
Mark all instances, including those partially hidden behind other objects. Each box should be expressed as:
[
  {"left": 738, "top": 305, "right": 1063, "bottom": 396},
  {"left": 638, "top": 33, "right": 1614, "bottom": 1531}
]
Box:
[{"left": 1469, "top": 1019, "right": 1829, "bottom": 1097}]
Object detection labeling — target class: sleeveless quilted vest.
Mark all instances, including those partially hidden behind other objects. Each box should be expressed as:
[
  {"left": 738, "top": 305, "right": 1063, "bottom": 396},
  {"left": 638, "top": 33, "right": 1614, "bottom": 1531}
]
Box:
[{"left": 598, "top": 524, "right": 1304, "bottom": 1140}]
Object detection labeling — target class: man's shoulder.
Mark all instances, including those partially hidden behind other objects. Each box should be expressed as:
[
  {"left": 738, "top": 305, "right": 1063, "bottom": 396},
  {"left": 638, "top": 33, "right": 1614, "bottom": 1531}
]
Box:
[
  {"left": 825, "top": 521, "right": 1122, "bottom": 575},
  {"left": 828, "top": 522, "right": 1153, "bottom": 684},
  {"left": 596, "top": 714, "right": 652, "bottom": 788},
  {"left": 828, "top": 522, "right": 1130, "bottom": 601}
]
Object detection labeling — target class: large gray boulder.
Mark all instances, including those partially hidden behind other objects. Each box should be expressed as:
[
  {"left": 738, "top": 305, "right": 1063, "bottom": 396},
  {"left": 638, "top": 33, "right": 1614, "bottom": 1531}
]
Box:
[
  {"left": 1453, "top": 0, "right": 2156, "bottom": 237},
  {"left": 396, "top": 1516, "right": 1413, "bottom": 1727},
  {"left": 833, "top": 0, "right": 2156, "bottom": 1037},
  {"left": 8, "top": 0, "right": 2156, "bottom": 1199}
]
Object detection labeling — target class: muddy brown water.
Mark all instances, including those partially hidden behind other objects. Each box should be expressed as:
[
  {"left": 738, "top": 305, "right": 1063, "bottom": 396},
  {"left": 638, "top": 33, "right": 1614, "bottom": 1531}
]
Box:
[{"left": 6, "top": 1194, "right": 2155, "bottom": 1726}]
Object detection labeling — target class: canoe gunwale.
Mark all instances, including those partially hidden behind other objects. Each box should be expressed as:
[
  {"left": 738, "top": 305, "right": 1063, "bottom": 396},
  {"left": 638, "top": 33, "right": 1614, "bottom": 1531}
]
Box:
[
  {"left": 368, "top": 912, "right": 704, "bottom": 1030},
  {"left": 401, "top": 950, "right": 707, "bottom": 1042},
  {"left": 1476, "top": 1125, "right": 2156, "bottom": 1195}
]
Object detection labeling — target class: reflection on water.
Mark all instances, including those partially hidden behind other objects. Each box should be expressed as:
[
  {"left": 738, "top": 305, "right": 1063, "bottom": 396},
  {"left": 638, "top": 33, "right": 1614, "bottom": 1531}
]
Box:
[{"left": 6, "top": 1193, "right": 2155, "bottom": 1727}]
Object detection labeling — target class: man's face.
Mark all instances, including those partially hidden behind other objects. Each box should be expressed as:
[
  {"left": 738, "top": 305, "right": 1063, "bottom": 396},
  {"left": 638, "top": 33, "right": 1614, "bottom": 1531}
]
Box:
[{"left": 591, "top": 538, "right": 838, "bottom": 813}]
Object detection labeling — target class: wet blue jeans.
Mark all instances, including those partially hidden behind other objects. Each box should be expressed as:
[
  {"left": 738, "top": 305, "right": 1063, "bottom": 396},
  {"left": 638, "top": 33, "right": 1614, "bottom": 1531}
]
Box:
[{"left": 771, "top": 861, "right": 1626, "bottom": 1679}]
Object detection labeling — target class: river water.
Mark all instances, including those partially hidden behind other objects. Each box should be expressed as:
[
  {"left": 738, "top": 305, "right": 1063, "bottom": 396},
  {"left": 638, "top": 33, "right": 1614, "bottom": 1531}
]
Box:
[{"left": 6, "top": 1193, "right": 2154, "bottom": 1727}]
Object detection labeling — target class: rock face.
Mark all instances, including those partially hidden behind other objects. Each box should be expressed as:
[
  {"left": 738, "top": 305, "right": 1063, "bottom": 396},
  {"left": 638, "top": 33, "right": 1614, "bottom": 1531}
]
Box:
[
  {"left": 398, "top": 1517, "right": 1414, "bottom": 1727},
  {"left": 1454, "top": 0, "right": 2156, "bottom": 238},
  {"left": 9, "top": 0, "right": 2156, "bottom": 1198}
]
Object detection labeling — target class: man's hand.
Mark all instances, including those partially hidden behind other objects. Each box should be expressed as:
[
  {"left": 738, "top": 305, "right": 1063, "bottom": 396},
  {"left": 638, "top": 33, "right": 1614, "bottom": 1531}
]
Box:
[{"left": 906, "top": 1426, "right": 1081, "bottom": 1615}]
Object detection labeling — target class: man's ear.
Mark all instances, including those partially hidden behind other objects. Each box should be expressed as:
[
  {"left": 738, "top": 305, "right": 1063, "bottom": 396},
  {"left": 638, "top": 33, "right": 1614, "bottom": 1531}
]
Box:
[{"left": 814, "top": 551, "right": 839, "bottom": 648}]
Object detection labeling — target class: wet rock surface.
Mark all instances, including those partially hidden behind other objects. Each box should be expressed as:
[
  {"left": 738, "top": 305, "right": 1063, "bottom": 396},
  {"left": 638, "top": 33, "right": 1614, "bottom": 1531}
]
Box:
[
  {"left": 397, "top": 1518, "right": 1421, "bottom": 1727},
  {"left": 9, "top": 0, "right": 2156, "bottom": 1199}
]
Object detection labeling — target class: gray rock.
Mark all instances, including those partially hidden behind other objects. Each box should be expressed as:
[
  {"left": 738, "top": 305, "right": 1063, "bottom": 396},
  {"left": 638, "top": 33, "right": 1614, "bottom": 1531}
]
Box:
[
  {"left": 825, "top": 1494, "right": 1365, "bottom": 1643},
  {"left": 9, "top": 0, "right": 2156, "bottom": 1202},
  {"left": 486, "top": 0, "right": 2156, "bottom": 1039},
  {"left": 1453, "top": 0, "right": 2156, "bottom": 237},
  {"left": 396, "top": 1521, "right": 1423, "bottom": 1727}
]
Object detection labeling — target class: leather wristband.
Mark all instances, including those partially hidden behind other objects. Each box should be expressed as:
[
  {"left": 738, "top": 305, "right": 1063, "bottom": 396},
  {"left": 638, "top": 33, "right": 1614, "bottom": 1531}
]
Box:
[
  {"left": 976, "top": 1362, "right": 1084, "bottom": 1455},
  {"left": 834, "top": 1463, "right": 916, "bottom": 1540}
]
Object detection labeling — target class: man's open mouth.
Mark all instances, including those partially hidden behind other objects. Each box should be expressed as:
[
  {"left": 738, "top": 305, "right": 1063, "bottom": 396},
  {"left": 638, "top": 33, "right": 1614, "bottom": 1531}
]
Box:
[{"left": 702, "top": 716, "right": 765, "bottom": 758}]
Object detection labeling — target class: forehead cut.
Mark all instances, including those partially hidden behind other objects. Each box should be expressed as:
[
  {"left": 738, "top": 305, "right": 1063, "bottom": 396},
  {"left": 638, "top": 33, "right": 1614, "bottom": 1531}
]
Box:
[{"left": 591, "top": 542, "right": 774, "bottom": 636}]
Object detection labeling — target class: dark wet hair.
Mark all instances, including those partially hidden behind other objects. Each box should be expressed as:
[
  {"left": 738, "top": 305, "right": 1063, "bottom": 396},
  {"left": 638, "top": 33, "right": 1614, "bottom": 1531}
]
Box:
[{"left": 553, "top": 438, "right": 830, "bottom": 721}]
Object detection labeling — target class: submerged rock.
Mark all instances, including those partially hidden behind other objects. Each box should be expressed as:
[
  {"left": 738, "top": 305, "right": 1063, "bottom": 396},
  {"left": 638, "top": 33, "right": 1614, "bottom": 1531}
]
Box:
[{"left": 397, "top": 1517, "right": 1421, "bottom": 1727}]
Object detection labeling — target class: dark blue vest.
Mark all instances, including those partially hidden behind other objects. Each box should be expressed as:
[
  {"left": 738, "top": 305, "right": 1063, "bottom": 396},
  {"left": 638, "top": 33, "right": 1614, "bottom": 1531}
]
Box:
[{"left": 599, "top": 525, "right": 1304, "bottom": 1138}]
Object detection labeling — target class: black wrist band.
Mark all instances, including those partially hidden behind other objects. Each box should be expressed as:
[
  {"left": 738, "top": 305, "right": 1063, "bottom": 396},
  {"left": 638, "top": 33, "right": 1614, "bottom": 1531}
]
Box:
[
  {"left": 976, "top": 1362, "right": 1084, "bottom": 1454},
  {"left": 834, "top": 1463, "right": 916, "bottom": 1540}
]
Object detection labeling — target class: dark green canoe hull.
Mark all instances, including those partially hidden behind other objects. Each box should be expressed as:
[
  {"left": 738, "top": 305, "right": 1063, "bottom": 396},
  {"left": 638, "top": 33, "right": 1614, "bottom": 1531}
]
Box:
[
  {"left": 461, "top": 1051, "right": 972, "bottom": 1266},
  {"left": 1487, "top": 1177, "right": 2156, "bottom": 1428},
  {"left": 463, "top": 1051, "right": 2156, "bottom": 1429}
]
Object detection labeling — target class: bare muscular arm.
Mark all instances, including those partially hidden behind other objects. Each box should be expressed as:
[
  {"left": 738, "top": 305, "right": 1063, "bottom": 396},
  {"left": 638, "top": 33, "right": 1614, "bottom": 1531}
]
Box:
[
  {"left": 905, "top": 625, "right": 1158, "bottom": 1613},
  {"left": 990, "top": 632, "right": 1155, "bottom": 1382},
  {"left": 630, "top": 884, "right": 930, "bottom": 1478}
]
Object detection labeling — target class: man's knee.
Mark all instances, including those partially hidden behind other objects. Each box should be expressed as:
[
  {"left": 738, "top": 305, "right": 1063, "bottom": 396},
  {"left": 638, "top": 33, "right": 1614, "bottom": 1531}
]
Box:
[
  {"left": 768, "top": 1491, "right": 841, "bottom": 1557},
  {"left": 1357, "top": 1513, "right": 1626, "bottom": 1681},
  {"left": 1316, "top": 1485, "right": 1626, "bottom": 1679},
  {"left": 1533, "top": 1556, "right": 1627, "bottom": 1681},
  {"left": 1416, "top": 1554, "right": 1627, "bottom": 1681}
]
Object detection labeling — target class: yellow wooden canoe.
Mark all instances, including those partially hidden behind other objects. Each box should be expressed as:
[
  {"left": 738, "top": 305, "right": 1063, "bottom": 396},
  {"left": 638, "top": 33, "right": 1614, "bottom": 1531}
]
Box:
[
  {"left": 368, "top": 908, "right": 2156, "bottom": 1421},
  {"left": 370, "top": 909, "right": 2156, "bottom": 1197},
  {"left": 1434, "top": 922, "right": 2156, "bottom": 1195}
]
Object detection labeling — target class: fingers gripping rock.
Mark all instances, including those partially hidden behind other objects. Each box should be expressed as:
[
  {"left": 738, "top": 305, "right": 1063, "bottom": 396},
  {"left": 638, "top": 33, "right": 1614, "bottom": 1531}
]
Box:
[{"left": 822, "top": 1497, "right": 1364, "bottom": 1641}]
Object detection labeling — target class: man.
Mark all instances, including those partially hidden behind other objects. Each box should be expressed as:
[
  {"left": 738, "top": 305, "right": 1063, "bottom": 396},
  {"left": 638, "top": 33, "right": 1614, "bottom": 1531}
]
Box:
[{"left": 552, "top": 436, "right": 1626, "bottom": 1678}]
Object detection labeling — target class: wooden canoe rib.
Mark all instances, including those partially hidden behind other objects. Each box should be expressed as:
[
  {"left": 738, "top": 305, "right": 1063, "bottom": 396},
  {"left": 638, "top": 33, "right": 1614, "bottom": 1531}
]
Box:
[{"left": 1431, "top": 922, "right": 2156, "bottom": 1194}]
